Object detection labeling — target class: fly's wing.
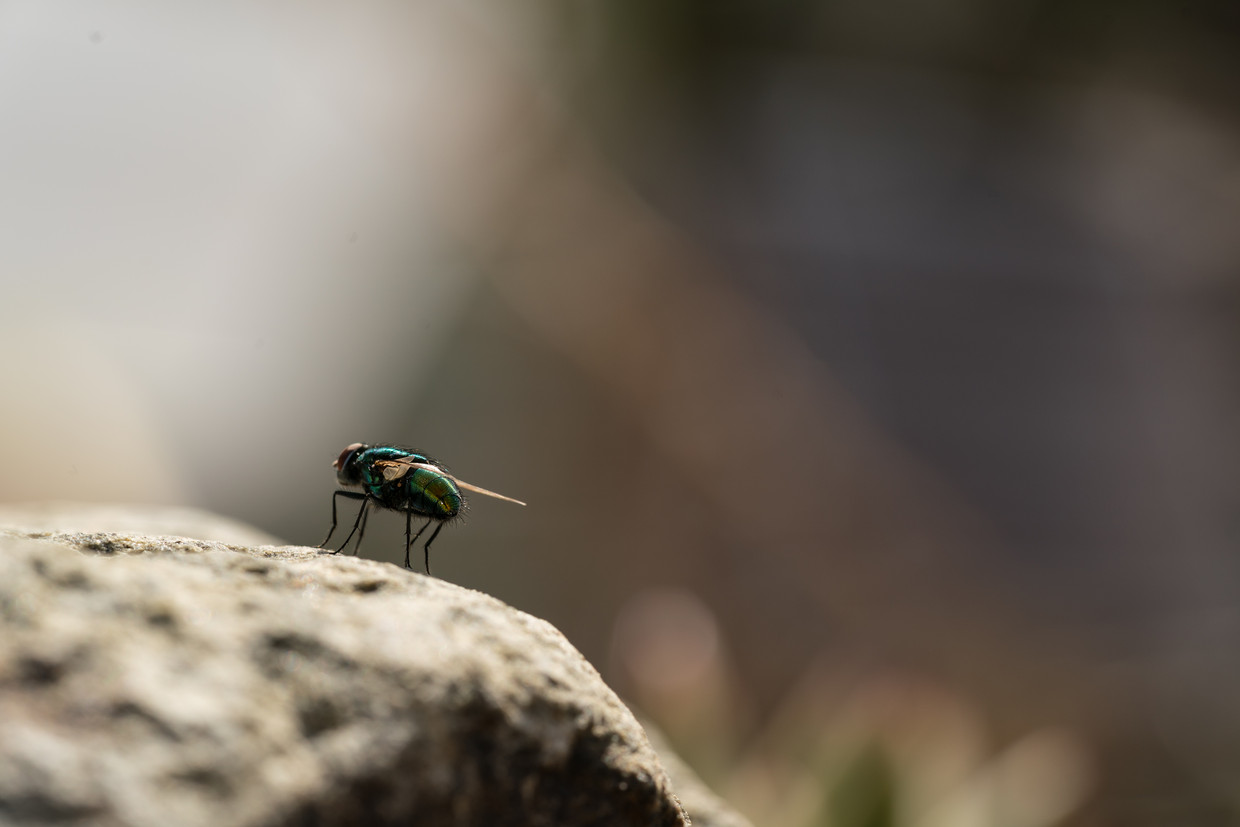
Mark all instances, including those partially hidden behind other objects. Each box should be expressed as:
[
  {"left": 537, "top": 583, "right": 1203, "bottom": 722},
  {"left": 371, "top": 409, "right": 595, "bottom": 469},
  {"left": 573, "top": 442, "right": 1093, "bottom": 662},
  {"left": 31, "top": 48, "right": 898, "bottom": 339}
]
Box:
[
  {"left": 450, "top": 477, "right": 528, "bottom": 506},
  {"left": 374, "top": 459, "right": 415, "bottom": 481},
  {"left": 375, "top": 458, "right": 527, "bottom": 506}
]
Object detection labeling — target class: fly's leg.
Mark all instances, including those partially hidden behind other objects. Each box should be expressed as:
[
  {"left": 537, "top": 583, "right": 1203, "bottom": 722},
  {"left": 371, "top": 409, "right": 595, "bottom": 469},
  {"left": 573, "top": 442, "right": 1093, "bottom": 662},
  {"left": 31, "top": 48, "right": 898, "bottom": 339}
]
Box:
[
  {"left": 405, "top": 511, "right": 412, "bottom": 564},
  {"left": 319, "top": 490, "right": 367, "bottom": 549},
  {"left": 423, "top": 522, "right": 445, "bottom": 576},
  {"left": 351, "top": 501, "right": 372, "bottom": 555},
  {"left": 404, "top": 517, "right": 432, "bottom": 571},
  {"left": 334, "top": 495, "right": 371, "bottom": 554}
]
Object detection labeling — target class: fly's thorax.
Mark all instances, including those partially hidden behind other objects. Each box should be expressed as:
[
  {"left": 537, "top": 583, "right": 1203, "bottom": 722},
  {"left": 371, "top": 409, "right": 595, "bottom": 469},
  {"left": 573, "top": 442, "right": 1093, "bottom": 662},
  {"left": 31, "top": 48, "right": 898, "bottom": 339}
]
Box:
[{"left": 358, "top": 447, "right": 425, "bottom": 488}]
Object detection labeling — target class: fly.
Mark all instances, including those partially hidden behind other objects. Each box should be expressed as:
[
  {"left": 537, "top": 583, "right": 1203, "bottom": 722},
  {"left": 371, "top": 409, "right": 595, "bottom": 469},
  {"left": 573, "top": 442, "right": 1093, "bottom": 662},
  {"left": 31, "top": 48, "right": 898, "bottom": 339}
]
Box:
[{"left": 317, "top": 442, "right": 526, "bottom": 575}]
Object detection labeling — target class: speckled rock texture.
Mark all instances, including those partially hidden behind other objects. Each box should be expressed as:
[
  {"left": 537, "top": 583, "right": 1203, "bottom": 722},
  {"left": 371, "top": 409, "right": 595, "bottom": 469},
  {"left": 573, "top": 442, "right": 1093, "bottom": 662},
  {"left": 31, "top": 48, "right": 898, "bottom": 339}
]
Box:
[{"left": 0, "top": 506, "right": 703, "bottom": 827}]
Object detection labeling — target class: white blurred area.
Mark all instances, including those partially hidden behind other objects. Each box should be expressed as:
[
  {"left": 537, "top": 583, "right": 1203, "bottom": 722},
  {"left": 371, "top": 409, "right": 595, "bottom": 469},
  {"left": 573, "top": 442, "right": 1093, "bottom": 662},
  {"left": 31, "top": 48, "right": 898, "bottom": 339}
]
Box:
[{"left": 0, "top": 2, "right": 482, "bottom": 514}]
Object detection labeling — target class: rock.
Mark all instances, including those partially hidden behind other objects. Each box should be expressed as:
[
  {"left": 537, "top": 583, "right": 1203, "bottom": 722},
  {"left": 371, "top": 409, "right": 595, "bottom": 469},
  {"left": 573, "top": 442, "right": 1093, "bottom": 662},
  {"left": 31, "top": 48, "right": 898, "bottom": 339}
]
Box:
[
  {"left": 0, "top": 511, "right": 706, "bottom": 827},
  {"left": 0, "top": 503, "right": 281, "bottom": 546}
]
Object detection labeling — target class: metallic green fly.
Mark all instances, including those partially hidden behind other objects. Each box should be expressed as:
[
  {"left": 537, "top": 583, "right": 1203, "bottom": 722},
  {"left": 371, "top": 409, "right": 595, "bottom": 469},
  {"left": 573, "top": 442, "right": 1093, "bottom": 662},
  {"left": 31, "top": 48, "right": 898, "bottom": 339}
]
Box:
[{"left": 318, "top": 442, "right": 526, "bottom": 575}]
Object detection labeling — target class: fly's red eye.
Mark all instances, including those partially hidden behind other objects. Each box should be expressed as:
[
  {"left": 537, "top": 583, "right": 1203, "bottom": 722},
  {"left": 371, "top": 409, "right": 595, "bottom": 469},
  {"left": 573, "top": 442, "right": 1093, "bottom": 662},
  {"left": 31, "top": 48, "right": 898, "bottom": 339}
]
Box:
[{"left": 333, "top": 442, "right": 364, "bottom": 470}]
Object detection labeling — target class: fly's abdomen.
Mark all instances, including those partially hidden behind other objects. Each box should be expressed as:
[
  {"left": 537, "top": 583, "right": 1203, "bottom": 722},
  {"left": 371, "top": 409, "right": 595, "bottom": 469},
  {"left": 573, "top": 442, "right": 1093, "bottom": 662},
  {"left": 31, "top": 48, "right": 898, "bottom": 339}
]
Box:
[{"left": 409, "top": 469, "right": 462, "bottom": 520}]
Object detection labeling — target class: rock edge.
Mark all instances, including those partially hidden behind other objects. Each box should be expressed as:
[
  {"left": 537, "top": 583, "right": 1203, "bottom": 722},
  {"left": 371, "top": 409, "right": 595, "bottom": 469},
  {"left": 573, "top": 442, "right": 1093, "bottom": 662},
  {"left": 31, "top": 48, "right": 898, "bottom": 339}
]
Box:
[{"left": 0, "top": 523, "right": 697, "bottom": 827}]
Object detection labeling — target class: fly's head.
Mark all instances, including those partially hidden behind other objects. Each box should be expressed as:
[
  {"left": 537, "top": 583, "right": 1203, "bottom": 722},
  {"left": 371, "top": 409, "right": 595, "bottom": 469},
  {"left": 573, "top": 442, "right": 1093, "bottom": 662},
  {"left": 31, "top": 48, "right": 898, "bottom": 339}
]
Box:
[{"left": 332, "top": 442, "right": 368, "bottom": 487}]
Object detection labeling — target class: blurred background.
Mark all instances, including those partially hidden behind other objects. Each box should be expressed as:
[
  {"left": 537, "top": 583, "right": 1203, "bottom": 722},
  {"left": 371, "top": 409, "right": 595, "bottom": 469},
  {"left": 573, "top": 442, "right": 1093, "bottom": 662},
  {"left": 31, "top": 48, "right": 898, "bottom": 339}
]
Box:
[{"left": 3, "top": 1, "right": 1239, "bottom": 823}]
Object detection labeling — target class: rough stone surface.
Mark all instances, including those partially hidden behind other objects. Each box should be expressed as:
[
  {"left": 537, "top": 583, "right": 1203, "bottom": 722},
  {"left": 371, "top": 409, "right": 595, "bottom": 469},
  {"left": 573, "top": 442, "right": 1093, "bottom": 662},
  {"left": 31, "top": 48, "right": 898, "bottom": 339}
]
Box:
[
  {"left": 0, "top": 502, "right": 281, "bottom": 546},
  {"left": 0, "top": 507, "right": 704, "bottom": 827}
]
